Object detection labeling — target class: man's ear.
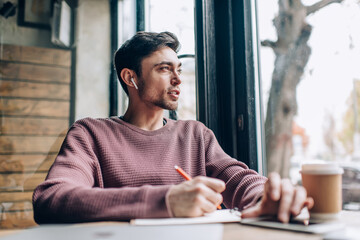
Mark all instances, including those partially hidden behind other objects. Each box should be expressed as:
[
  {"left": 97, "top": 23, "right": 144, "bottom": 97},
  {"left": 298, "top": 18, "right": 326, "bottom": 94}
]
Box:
[{"left": 120, "top": 68, "right": 138, "bottom": 89}]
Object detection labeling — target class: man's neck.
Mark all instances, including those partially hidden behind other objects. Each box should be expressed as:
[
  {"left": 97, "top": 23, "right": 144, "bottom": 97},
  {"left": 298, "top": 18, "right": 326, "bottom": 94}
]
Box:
[{"left": 122, "top": 107, "right": 165, "bottom": 131}]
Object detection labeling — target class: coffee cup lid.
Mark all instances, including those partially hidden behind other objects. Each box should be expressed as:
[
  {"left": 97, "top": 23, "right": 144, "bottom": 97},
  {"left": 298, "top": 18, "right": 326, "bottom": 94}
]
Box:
[{"left": 300, "top": 163, "right": 344, "bottom": 175}]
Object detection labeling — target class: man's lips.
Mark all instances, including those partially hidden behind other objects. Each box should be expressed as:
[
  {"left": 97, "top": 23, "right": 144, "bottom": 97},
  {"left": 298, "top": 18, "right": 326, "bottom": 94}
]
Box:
[{"left": 168, "top": 89, "right": 180, "bottom": 98}]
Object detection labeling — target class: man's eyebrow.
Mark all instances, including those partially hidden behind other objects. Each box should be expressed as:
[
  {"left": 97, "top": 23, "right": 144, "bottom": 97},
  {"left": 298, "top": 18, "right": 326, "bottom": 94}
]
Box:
[{"left": 154, "top": 61, "right": 182, "bottom": 67}]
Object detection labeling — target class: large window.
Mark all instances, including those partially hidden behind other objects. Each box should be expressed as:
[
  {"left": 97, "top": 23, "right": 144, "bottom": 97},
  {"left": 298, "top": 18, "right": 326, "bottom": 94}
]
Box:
[
  {"left": 117, "top": 0, "right": 137, "bottom": 115},
  {"left": 257, "top": 0, "right": 360, "bottom": 210}
]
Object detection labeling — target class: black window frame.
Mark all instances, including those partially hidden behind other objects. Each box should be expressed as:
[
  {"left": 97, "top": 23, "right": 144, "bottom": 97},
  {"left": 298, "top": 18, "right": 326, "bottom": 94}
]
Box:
[{"left": 195, "top": 0, "right": 264, "bottom": 172}]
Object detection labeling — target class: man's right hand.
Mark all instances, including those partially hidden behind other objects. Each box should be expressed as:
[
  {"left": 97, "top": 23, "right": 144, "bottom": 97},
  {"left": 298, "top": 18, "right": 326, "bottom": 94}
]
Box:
[{"left": 166, "top": 176, "right": 225, "bottom": 217}]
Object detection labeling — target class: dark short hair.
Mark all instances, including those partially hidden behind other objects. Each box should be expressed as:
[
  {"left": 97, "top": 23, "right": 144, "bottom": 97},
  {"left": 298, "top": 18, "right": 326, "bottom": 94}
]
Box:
[{"left": 114, "top": 31, "right": 180, "bottom": 95}]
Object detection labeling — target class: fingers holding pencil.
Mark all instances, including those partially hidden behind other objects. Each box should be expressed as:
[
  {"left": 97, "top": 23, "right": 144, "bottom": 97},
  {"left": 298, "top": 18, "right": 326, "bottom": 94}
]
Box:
[
  {"left": 174, "top": 166, "right": 224, "bottom": 210},
  {"left": 166, "top": 166, "right": 225, "bottom": 217},
  {"left": 191, "top": 176, "right": 226, "bottom": 197},
  {"left": 166, "top": 177, "right": 225, "bottom": 217}
]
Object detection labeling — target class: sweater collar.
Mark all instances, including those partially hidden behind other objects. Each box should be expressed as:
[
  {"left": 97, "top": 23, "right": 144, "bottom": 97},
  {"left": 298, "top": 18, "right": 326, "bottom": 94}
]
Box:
[{"left": 112, "top": 116, "right": 173, "bottom": 136}]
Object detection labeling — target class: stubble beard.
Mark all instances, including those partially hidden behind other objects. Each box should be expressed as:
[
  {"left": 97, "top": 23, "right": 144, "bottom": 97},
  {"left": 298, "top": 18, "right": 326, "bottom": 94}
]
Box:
[
  {"left": 155, "top": 100, "right": 178, "bottom": 111},
  {"left": 138, "top": 82, "right": 178, "bottom": 111}
]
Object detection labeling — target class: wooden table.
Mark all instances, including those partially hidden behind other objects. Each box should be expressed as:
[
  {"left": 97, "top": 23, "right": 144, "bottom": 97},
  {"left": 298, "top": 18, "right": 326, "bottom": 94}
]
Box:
[{"left": 0, "top": 211, "right": 358, "bottom": 239}]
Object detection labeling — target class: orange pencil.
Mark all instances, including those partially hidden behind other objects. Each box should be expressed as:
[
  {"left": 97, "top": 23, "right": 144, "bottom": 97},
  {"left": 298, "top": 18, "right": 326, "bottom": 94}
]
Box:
[{"left": 174, "top": 165, "right": 222, "bottom": 210}]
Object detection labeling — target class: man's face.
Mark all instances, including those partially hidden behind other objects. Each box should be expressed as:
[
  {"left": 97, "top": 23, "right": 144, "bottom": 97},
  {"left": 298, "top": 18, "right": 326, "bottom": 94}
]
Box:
[{"left": 137, "top": 47, "right": 182, "bottom": 111}]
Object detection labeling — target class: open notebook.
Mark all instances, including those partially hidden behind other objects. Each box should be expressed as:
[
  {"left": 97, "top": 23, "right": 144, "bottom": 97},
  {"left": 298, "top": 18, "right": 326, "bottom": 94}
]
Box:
[
  {"left": 130, "top": 209, "right": 241, "bottom": 226},
  {"left": 131, "top": 208, "right": 346, "bottom": 235}
]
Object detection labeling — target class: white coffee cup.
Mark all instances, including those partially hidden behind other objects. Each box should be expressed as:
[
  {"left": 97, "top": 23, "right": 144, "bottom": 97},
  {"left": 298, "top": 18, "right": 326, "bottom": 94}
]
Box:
[{"left": 300, "top": 163, "right": 343, "bottom": 220}]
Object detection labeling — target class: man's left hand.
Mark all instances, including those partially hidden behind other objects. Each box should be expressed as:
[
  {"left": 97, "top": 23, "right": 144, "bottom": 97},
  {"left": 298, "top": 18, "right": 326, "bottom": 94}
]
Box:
[{"left": 241, "top": 172, "right": 314, "bottom": 223}]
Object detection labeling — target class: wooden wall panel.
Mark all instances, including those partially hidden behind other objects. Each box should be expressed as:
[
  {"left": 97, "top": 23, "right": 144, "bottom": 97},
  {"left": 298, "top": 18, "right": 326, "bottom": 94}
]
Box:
[
  {"left": 0, "top": 62, "right": 70, "bottom": 83},
  {"left": 0, "top": 192, "right": 33, "bottom": 202},
  {"left": 0, "top": 194, "right": 34, "bottom": 229},
  {"left": 0, "top": 136, "right": 65, "bottom": 154},
  {"left": 0, "top": 45, "right": 21, "bottom": 62},
  {"left": 0, "top": 154, "right": 57, "bottom": 173},
  {"left": 0, "top": 99, "right": 69, "bottom": 118},
  {"left": 2, "top": 201, "right": 33, "bottom": 212},
  {"left": 0, "top": 211, "right": 35, "bottom": 229},
  {"left": 0, "top": 173, "right": 46, "bottom": 191},
  {"left": 0, "top": 45, "right": 71, "bottom": 67},
  {"left": 0, "top": 117, "right": 68, "bottom": 135},
  {"left": 0, "top": 80, "right": 70, "bottom": 100},
  {"left": 0, "top": 44, "right": 71, "bottom": 229}
]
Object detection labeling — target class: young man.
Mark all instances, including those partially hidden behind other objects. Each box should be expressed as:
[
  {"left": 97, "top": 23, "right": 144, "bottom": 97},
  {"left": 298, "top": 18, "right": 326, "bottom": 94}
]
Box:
[{"left": 33, "top": 32, "right": 312, "bottom": 224}]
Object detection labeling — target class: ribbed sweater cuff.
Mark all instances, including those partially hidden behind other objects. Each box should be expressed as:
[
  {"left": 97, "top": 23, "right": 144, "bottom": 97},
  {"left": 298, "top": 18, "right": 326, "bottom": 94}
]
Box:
[
  {"left": 242, "top": 185, "right": 264, "bottom": 210},
  {"left": 144, "top": 185, "right": 173, "bottom": 218}
]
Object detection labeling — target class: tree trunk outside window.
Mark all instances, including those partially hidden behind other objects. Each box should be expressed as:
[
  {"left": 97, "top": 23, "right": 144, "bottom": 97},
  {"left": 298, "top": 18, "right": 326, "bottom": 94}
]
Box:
[{"left": 263, "top": 0, "right": 344, "bottom": 177}]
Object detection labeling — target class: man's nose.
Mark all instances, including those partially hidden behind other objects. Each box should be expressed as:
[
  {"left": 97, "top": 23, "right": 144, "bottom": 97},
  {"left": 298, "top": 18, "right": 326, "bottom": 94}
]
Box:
[{"left": 171, "top": 71, "right": 182, "bottom": 85}]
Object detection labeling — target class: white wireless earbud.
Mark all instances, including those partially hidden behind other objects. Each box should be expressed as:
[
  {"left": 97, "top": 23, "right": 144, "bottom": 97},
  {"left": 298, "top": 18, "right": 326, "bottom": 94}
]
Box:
[{"left": 130, "top": 78, "right": 138, "bottom": 90}]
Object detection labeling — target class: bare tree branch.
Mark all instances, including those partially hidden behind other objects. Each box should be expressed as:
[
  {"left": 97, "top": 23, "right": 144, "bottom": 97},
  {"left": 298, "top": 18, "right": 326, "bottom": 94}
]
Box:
[
  {"left": 261, "top": 40, "right": 277, "bottom": 50},
  {"left": 306, "top": 0, "right": 343, "bottom": 15}
]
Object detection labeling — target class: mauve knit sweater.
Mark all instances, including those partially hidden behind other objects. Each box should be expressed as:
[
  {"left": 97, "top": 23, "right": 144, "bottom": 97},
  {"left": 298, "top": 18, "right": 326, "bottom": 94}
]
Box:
[{"left": 32, "top": 117, "right": 267, "bottom": 223}]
